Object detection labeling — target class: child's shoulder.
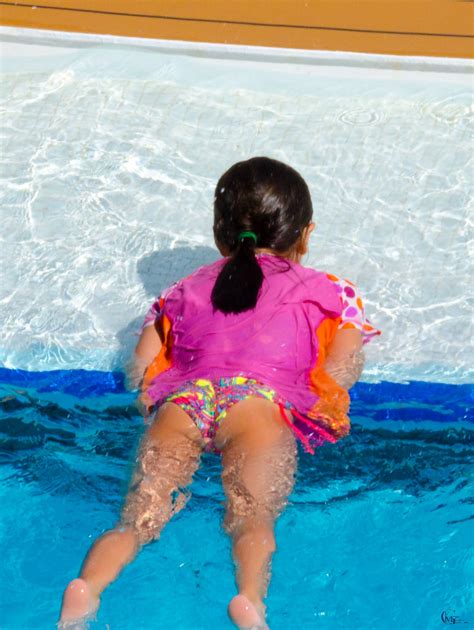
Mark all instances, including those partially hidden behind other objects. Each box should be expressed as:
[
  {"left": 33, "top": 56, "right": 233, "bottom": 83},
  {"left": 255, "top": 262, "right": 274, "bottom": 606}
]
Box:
[
  {"left": 141, "top": 259, "right": 224, "bottom": 329},
  {"left": 171, "top": 258, "right": 225, "bottom": 289},
  {"left": 294, "top": 264, "right": 357, "bottom": 292},
  {"left": 285, "top": 258, "right": 343, "bottom": 288},
  {"left": 154, "top": 258, "right": 225, "bottom": 308}
]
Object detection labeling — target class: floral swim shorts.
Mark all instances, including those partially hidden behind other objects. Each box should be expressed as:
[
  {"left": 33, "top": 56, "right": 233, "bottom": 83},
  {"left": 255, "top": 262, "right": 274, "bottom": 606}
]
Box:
[{"left": 159, "top": 376, "right": 293, "bottom": 455}]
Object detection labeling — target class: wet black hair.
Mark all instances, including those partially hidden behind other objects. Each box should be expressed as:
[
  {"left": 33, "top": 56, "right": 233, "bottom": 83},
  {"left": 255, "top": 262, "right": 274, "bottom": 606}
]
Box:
[{"left": 211, "top": 156, "right": 313, "bottom": 314}]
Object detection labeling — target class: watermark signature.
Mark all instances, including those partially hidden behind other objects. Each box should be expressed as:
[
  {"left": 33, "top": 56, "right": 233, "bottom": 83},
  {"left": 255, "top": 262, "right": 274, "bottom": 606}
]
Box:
[{"left": 441, "top": 609, "right": 470, "bottom": 625}]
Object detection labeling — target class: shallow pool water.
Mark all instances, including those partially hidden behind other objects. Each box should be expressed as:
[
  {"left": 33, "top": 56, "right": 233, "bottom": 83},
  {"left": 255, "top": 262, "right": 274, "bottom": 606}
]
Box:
[{"left": 1, "top": 370, "right": 472, "bottom": 629}]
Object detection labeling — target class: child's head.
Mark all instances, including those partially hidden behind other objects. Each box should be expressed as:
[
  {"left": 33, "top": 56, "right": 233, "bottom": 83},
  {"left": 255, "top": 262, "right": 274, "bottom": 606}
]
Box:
[
  {"left": 213, "top": 156, "right": 313, "bottom": 256},
  {"left": 211, "top": 157, "right": 314, "bottom": 314}
]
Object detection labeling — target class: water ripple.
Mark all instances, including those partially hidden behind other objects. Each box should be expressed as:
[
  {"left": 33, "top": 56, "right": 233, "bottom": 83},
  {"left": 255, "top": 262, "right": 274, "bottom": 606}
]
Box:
[{"left": 337, "top": 108, "right": 382, "bottom": 126}]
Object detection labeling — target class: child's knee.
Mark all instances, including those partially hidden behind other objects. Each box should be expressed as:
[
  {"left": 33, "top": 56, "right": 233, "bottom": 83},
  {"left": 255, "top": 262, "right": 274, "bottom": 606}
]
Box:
[
  {"left": 120, "top": 450, "right": 196, "bottom": 546},
  {"left": 135, "top": 431, "right": 201, "bottom": 492},
  {"left": 232, "top": 519, "right": 276, "bottom": 552},
  {"left": 120, "top": 518, "right": 163, "bottom": 547},
  {"left": 221, "top": 442, "right": 296, "bottom": 537},
  {"left": 221, "top": 475, "right": 285, "bottom": 536},
  {"left": 120, "top": 492, "right": 173, "bottom": 546},
  {"left": 121, "top": 471, "right": 193, "bottom": 545}
]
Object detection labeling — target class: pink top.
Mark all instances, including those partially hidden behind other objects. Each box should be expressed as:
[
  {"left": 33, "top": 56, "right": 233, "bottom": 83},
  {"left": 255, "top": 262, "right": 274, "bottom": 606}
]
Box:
[
  {"left": 141, "top": 254, "right": 381, "bottom": 439},
  {"left": 143, "top": 266, "right": 380, "bottom": 344}
]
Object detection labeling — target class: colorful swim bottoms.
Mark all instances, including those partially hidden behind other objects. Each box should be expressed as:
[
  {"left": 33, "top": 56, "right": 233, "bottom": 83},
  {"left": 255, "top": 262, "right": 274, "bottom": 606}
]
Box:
[
  {"left": 153, "top": 376, "right": 336, "bottom": 455},
  {"left": 156, "top": 377, "right": 290, "bottom": 454}
]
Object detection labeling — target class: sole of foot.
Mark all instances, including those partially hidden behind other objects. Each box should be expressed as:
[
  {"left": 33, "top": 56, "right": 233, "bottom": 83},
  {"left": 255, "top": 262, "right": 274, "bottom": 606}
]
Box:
[
  {"left": 228, "top": 594, "right": 269, "bottom": 629},
  {"left": 58, "top": 578, "right": 99, "bottom": 629}
]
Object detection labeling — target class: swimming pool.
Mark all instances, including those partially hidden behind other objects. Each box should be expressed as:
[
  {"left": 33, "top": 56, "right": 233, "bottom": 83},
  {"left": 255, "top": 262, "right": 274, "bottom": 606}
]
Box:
[{"left": 1, "top": 27, "right": 473, "bottom": 630}]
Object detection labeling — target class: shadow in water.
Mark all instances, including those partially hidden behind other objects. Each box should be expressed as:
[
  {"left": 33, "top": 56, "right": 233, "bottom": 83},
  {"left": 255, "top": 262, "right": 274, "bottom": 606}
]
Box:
[{"left": 114, "top": 245, "right": 220, "bottom": 368}]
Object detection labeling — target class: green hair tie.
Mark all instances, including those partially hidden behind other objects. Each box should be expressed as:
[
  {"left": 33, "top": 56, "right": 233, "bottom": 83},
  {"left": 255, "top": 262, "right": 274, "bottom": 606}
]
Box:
[{"left": 238, "top": 231, "right": 258, "bottom": 245}]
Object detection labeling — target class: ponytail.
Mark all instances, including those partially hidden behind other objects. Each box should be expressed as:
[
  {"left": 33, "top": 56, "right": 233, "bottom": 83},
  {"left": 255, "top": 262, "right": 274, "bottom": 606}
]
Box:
[{"left": 211, "top": 234, "right": 264, "bottom": 314}]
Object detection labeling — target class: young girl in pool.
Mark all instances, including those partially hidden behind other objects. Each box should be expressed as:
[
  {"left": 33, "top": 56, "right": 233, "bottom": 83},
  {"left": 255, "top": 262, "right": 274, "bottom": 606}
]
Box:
[{"left": 59, "top": 157, "right": 380, "bottom": 629}]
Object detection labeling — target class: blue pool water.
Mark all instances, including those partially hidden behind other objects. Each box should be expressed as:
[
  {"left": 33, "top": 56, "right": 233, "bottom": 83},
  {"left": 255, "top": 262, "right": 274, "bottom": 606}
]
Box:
[{"left": 1, "top": 370, "right": 473, "bottom": 629}]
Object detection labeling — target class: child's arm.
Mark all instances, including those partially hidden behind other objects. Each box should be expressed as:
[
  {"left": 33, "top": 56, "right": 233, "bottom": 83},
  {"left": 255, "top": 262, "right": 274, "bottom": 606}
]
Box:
[
  {"left": 323, "top": 328, "right": 365, "bottom": 390},
  {"left": 125, "top": 324, "right": 162, "bottom": 391}
]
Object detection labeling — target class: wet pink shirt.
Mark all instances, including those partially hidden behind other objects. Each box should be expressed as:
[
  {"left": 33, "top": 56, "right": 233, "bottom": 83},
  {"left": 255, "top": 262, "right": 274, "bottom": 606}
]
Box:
[
  {"left": 143, "top": 263, "right": 380, "bottom": 344},
  {"left": 141, "top": 254, "right": 380, "bottom": 420}
]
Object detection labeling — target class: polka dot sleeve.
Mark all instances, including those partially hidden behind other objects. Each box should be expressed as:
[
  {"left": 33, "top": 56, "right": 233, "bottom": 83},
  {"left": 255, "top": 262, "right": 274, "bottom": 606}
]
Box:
[{"left": 326, "top": 274, "right": 381, "bottom": 344}]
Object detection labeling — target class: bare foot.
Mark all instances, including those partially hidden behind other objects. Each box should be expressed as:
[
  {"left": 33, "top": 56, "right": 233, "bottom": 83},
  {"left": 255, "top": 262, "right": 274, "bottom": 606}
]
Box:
[
  {"left": 228, "top": 594, "right": 269, "bottom": 629},
  {"left": 58, "top": 578, "right": 99, "bottom": 628}
]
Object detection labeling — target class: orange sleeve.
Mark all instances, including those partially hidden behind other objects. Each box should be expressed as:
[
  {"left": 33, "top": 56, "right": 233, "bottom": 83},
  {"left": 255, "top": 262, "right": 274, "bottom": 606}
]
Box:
[
  {"left": 308, "top": 317, "right": 351, "bottom": 439},
  {"left": 141, "top": 313, "right": 174, "bottom": 393}
]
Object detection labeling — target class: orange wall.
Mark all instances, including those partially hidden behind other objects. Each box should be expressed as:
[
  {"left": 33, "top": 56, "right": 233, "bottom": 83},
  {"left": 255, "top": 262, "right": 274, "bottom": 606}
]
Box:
[{"left": 0, "top": 1, "right": 473, "bottom": 58}]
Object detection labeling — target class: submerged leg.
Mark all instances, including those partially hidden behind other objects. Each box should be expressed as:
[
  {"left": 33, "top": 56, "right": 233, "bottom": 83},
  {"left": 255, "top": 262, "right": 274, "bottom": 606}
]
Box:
[
  {"left": 214, "top": 397, "right": 297, "bottom": 629},
  {"left": 59, "top": 403, "right": 203, "bottom": 626}
]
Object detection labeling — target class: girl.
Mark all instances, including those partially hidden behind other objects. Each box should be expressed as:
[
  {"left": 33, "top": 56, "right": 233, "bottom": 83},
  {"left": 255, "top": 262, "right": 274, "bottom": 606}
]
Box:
[{"left": 59, "top": 157, "right": 380, "bottom": 629}]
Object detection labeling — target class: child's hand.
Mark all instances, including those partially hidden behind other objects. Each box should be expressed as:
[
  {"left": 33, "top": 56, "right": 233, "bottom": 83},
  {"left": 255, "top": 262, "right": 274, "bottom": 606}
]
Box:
[
  {"left": 310, "top": 367, "right": 351, "bottom": 439},
  {"left": 127, "top": 323, "right": 163, "bottom": 416},
  {"left": 311, "top": 396, "right": 351, "bottom": 439},
  {"left": 136, "top": 390, "right": 152, "bottom": 417},
  {"left": 124, "top": 356, "right": 146, "bottom": 392},
  {"left": 126, "top": 324, "right": 163, "bottom": 392}
]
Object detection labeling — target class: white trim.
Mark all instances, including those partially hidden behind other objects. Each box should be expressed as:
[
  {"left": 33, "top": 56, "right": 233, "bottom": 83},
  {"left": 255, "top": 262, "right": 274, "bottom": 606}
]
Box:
[{"left": 0, "top": 25, "right": 472, "bottom": 74}]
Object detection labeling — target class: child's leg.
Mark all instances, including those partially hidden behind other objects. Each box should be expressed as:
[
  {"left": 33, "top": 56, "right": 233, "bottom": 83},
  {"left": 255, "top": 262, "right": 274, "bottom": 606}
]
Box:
[
  {"left": 59, "top": 402, "right": 204, "bottom": 624},
  {"left": 214, "top": 397, "right": 297, "bottom": 629}
]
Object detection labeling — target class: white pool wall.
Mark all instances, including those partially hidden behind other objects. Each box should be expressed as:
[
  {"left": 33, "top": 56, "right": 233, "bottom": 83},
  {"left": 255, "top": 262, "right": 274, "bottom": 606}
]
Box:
[{"left": 1, "top": 27, "right": 473, "bottom": 383}]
